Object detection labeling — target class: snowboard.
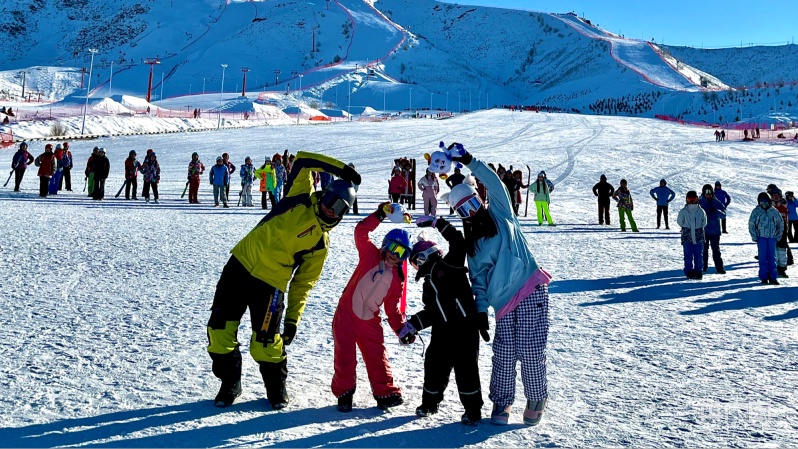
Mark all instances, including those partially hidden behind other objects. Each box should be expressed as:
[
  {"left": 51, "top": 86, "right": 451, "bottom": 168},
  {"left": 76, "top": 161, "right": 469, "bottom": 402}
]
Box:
[{"left": 48, "top": 170, "right": 63, "bottom": 195}]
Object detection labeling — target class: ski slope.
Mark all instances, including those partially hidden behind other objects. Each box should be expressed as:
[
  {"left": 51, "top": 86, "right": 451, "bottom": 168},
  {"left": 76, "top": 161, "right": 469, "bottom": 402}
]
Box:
[{"left": 0, "top": 111, "right": 797, "bottom": 447}]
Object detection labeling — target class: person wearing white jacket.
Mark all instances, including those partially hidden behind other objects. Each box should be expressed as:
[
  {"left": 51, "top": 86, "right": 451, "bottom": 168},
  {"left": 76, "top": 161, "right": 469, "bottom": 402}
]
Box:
[
  {"left": 676, "top": 191, "right": 707, "bottom": 279},
  {"left": 749, "top": 192, "right": 785, "bottom": 285}
]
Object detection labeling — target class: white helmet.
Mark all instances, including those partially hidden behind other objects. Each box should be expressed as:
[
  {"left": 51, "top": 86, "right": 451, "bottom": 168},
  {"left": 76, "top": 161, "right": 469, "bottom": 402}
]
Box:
[{"left": 448, "top": 182, "right": 478, "bottom": 208}]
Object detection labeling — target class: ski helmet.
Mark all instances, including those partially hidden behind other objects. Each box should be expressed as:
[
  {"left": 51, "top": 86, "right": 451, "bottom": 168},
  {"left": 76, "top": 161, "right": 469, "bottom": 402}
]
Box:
[
  {"left": 449, "top": 183, "right": 482, "bottom": 218},
  {"left": 758, "top": 192, "right": 772, "bottom": 208},
  {"left": 45, "top": 144, "right": 53, "bottom": 151},
  {"left": 382, "top": 229, "right": 412, "bottom": 261},
  {"left": 702, "top": 184, "right": 714, "bottom": 196},
  {"left": 63, "top": 142, "right": 69, "bottom": 149},
  {"left": 409, "top": 240, "right": 442, "bottom": 270},
  {"left": 317, "top": 179, "right": 356, "bottom": 228},
  {"left": 245, "top": 156, "right": 251, "bottom": 163},
  {"left": 766, "top": 184, "right": 779, "bottom": 194},
  {"left": 55, "top": 144, "right": 63, "bottom": 150},
  {"left": 216, "top": 156, "right": 223, "bottom": 163},
  {"left": 129, "top": 150, "right": 136, "bottom": 157},
  {"left": 98, "top": 147, "right": 106, "bottom": 154},
  {"left": 686, "top": 191, "right": 698, "bottom": 204}
]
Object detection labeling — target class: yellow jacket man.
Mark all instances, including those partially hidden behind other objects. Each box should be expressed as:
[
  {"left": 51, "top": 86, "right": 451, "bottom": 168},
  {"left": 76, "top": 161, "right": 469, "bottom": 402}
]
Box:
[{"left": 207, "top": 151, "right": 361, "bottom": 408}]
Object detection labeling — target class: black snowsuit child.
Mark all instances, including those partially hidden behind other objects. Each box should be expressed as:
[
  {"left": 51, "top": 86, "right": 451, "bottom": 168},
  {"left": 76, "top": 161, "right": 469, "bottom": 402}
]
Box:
[{"left": 400, "top": 217, "right": 486, "bottom": 425}]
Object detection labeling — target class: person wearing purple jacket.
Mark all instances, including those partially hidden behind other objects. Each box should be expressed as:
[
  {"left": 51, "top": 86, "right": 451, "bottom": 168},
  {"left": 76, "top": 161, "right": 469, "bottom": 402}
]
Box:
[
  {"left": 10, "top": 142, "right": 34, "bottom": 192},
  {"left": 713, "top": 181, "right": 731, "bottom": 234}
]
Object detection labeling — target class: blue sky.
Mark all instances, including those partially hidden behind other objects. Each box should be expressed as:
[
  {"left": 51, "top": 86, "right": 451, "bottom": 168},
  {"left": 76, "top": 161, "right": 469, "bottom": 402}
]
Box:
[{"left": 438, "top": 0, "right": 797, "bottom": 48}]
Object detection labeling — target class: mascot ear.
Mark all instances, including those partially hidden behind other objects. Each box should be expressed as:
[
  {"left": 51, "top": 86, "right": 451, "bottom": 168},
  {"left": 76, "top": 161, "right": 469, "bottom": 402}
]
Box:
[
  {"left": 439, "top": 141, "right": 445, "bottom": 149},
  {"left": 440, "top": 174, "right": 449, "bottom": 180},
  {"left": 424, "top": 153, "right": 431, "bottom": 162}
]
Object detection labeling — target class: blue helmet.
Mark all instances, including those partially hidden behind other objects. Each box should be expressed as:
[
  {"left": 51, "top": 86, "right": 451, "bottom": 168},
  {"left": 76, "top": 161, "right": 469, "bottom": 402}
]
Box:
[{"left": 382, "top": 229, "right": 412, "bottom": 260}]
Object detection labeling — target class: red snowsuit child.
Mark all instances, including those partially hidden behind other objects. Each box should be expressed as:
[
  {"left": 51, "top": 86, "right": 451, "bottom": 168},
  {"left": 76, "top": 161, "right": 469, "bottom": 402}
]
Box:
[{"left": 331, "top": 208, "right": 409, "bottom": 411}]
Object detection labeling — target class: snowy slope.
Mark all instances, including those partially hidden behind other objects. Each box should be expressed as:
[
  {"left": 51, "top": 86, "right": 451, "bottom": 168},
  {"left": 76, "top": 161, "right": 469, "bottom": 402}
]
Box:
[{"left": 0, "top": 111, "right": 797, "bottom": 447}]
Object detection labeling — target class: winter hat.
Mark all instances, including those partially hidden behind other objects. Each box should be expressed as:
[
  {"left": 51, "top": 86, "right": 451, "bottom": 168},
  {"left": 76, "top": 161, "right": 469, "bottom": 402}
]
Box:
[
  {"left": 216, "top": 156, "right": 223, "bottom": 163},
  {"left": 537, "top": 171, "right": 546, "bottom": 177},
  {"left": 98, "top": 147, "right": 106, "bottom": 154},
  {"left": 45, "top": 144, "right": 53, "bottom": 150},
  {"left": 770, "top": 187, "right": 783, "bottom": 198},
  {"left": 55, "top": 144, "right": 63, "bottom": 150},
  {"left": 620, "top": 179, "right": 627, "bottom": 185},
  {"left": 222, "top": 152, "right": 229, "bottom": 159},
  {"left": 600, "top": 174, "right": 606, "bottom": 181},
  {"left": 63, "top": 142, "right": 69, "bottom": 149},
  {"left": 192, "top": 152, "right": 199, "bottom": 158},
  {"left": 686, "top": 191, "right": 699, "bottom": 203},
  {"left": 20, "top": 142, "right": 28, "bottom": 149},
  {"left": 146, "top": 149, "right": 154, "bottom": 155},
  {"left": 273, "top": 153, "right": 282, "bottom": 161},
  {"left": 702, "top": 184, "right": 713, "bottom": 196},
  {"left": 715, "top": 181, "right": 722, "bottom": 187},
  {"left": 766, "top": 184, "right": 779, "bottom": 194},
  {"left": 758, "top": 192, "right": 772, "bottom": 207},
  {"left": 129, "top": 150, "right": 136, "bottom": 157},
  {"left": 660, "top": 179, "right": 666, "bottom": 185},
  {"left": 245, "top": 156, "right": 251, "bottom": 162}
]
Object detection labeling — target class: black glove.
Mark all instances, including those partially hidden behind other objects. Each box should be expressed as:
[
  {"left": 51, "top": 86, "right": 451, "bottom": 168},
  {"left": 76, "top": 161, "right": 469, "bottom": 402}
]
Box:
[
  {"left": 415, "top": 215, "right": 435, "bottom": 227},
  {"left": 282, "top": 322, "right": 297, "bottom": 346},
  {"left": 477, "top": 312, "right": 490, "bottom": 342},
  {"left": 397, "top": 321, "right": 417, "bottom": 346},
  {"left": 399, "top": 332, "right": 416, "bottom": 345},
  {"left": 451, "top": 148, "right": 473, "bottom": 165},
  {"left": 341, "top": 164, "right": 362, "bottom": 186}
]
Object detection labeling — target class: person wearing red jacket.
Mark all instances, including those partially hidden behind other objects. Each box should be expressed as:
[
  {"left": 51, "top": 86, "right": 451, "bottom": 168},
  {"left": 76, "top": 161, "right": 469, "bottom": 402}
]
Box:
[
  {"left": 332, "top": 204, "right": 412, "bottom": 412},
  {"left": 124, "top": 150, "right": 141, "bottom": 200},
  {"left": 34, "top": 144, "right": 57, "bottom": 197},
  {"left": 388, "top": 168, "right": 408, "bottom": 203}
]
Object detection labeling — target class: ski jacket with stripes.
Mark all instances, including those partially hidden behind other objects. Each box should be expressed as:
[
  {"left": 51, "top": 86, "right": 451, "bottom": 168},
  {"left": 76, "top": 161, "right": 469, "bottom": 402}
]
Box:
[
  {"left": 677, "top": 203, "right": 707, "bottom": 245},
  {"left": 230, "top": 151, "right": 353, "bottom": 329},
  {"left": 749, "top": 206, "right": 784, "bottom": 240},
  {"left": 407, "top": 218, "right": 476, "bottom": 331}
]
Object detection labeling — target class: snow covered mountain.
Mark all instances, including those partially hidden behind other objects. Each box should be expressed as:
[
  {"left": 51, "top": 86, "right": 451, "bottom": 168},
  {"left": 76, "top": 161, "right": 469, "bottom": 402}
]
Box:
[{"left": 0, "top": 0, "right": 797, "bottom": 124}]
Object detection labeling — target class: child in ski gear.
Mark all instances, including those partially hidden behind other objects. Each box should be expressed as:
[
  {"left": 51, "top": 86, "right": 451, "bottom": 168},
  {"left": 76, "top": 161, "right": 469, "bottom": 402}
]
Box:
[
  {"left": 767, "top": 185, "right": 790, "bottom": 277},
  {"left": 786, "top": 191, "right": 798, "bottom": 243},
  {"left": 89, "top": 148, "right": 110, "bottom": 200},
  {"left": 400, "top": 215, "right": 485, "bottom": 425},
  {"left": 389, "top": 167, "right": 409, "bottom": 203},
  {"left": 676, "top": 191, "right": 707, "bottom": 279},
  {"left": 332, "top": 206, "right": 410, "bottom": 412},
  {"left": 55, "top": 142, "right": 73, "bottom": 191},
  {"left": 124, "top": 150, "right": 140, "bottom": 200},
  {"left": 84, "top": 147, "right": 99, "bottom": 197},
  {"left": 272, "top": 153, "right": 286, "bottom": 203},
  {"left": 11, "top": 142, "right": 34, "bottom": 192},
  {"left": 210, "top": 156, "right": 230, "bottom": 208},
  {"left": 612, "top": 179, "right": 638, "bottom": 232},
  {"left": 533, "top": 171, "right": 555, "bottom": 225},
  {"left": 418, "top": 170, "right": 439, "bottom": 215},
  {"left": 510, "top": 170, "right": 527, "bottom": 216},
  {"left": 207, "top": 152, "right": 360, "bottom": 409},
  {"left": 714, "top": 181, "right": 731, "bottom": 233},
  {"left": 592, "top": 174, "right": 615, "bottom": 225},
  {"left": 255, "top": 158, "right": 276, "bottom": 210},
  {"left": 649, "top": 179, "right": 676, "bottom": 229},
  {"left": 699, "top": 184, "right": 726, "bottom": 273},
  {"left": 749, "top": 192, "right": 784, "bottom": 285},
  {"left": 140, "top": 152, "right": 161, "bottom": 203},
  {"left": 187, "top": 152, "right": 205, "bottom": 204},
  {"left": 35, "top": 144, "right": 57, "bottom": 197},
  {"left": 222, "top": 152, "right": 236, "bottom": 200},
  {"left": 240, "top": 157, "right": 255, "bottom": 207},
  {"left": 449, "top": 147, "right": 552, "bottom": 427}
]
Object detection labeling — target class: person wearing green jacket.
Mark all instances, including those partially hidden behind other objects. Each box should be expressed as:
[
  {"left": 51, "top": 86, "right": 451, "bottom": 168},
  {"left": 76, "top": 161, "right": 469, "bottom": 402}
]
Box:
[
  {"left": 255, "top": 158, "right": 277, "bottom": 210},
  {"left": 533, "top": 170, "right": 555, "bottom": 226}
]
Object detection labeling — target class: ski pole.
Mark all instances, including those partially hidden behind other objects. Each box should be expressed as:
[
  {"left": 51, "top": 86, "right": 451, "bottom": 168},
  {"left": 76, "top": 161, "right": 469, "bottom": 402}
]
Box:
[
  {"left": 180, "top": 181, "right": 190, "bottom": 198},
  {"left": 525, "top": 164, "right": 531, "bottom": 217},
  {"left": 236, "top": 185, "right": 244, "bottom": 207},
  {"left": 3, "top": 169, "right": 13, "bottom": 187},
  {"left": 83, "top": 177, "right": 88, "bottom": 192},
  {"left": 114, "top": 179, "right": 127, "bottom": 198}
]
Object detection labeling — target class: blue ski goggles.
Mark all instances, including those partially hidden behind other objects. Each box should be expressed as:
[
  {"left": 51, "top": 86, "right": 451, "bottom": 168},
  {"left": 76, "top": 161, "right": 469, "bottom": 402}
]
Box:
[{"left": 455, "top": 194, "right": 483, "bottom": 218}]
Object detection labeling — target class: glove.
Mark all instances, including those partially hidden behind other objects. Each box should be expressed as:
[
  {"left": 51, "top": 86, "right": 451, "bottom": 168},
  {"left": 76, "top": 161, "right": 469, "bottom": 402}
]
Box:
[
  {"left": 340, "top": 164, "right": 362, "bottom": 186},
  {"left": 450, "top": 145, "right": 473, "bottom": 165},
  {"left": 415, "top": 215, "right": 436, "bottom": 227},
  {"left": 477, "top": 312, "right": 490, "bottom": 342},
  {"left": 282, "top": 322, "right": 297, "bottom": 346},
  {"left": 397, "top": 321, "right": 417, "bottom": 345},
  {"left": 376, "top": 201, "right": 391, "bottom": 220}
]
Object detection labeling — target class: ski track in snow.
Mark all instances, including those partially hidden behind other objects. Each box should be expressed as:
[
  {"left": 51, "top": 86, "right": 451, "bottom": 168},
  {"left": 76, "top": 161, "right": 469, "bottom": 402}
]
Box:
[{"left": 1, "top": 111, "right": 798, "bottom": 447}]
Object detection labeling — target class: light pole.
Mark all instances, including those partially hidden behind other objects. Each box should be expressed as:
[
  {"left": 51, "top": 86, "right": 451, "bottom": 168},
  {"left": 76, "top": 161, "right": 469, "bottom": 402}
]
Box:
[
  {"left": 409, "top": 87, "right": 412, "bottom": 112},
  {"left": 81, "top": 48, "right": 99, "bottom": 135},
  {"left": 383, "top": 88, "right": 386, "bottom": 111},
  {"left": 160, "top": 72, "right": 164, "bottom": 101},
  {"left": 18, "top": 71, "right": 27, "bottom": 99},
  {"left": 430, "top": 92, "right": 433, "bottom": 111},
  {"left": 298, "top": 74, "right": 303, "bottom": 96},
  {"left": 109, "top": 60, "right": 114, "bottom": 96},
  {"left": 446, "top": 92, "right": 449, "bottom": 112},
  {"left": 458, "top": 92, "right": 461, "bottom": 113},
  {"left": 218, "top": 64, "right": 227, "bottom": 129},
  {"left": 203, "top": 78, "right": 206, "bottom": 95},
  {"left": 274, "top": 69, "right": 281, "bottom": 86},
  {"left": 241, "top": 67, "right": 250, "bottom": 96}
]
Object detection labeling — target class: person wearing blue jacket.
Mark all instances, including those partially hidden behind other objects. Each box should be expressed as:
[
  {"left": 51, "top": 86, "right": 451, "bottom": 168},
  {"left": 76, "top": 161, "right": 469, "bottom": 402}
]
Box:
[
  {"left": 749, "top": 192, "right": 784, "bottom": 285},
  {"left": 699, "top": 184, "right": 726, "bottom": 274},
  {"left": 649, "top": 179, "right": 676, "bottom": 229},
  {"left": 448, "top": 145, "right": 552, "bottom": 427},
  {"left": 785, "top": 191, "right": 798, "bottom": 243},
  {"left": 714, "top": 181, "right": 731, "bottom": 234},
  {"left": 210, "top": 156, "right": 230, "bottom": 208}
]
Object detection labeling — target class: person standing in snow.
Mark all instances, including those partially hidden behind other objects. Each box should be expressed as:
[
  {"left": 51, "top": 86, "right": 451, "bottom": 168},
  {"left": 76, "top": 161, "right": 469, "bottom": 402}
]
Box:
[
  {"left": 55, "top": 142, "right": 74, "bottom": 192},
  {"left": 239, "top": 157, "right": 255, "bottom": 207},
  {"left": 124, "top": 150, "right": 141, "bottom": 200},
  {"left": 676, "top": 191, "right": 707, "bottom": 279},
  {"left": 448, "top": 147, "right": 552, "bottom": 427},
  {"left": 210, "top": 156, "right": 230, "bottom": 208},
  {"left": 399, "top": 215, "right": 487, "bottom": 425},
  {"left": 749, "top": 192, "right": 784, "bottom": 285},
  {"left": 533, "top": 171, "right": 555, "bottom": 225},
  {"left": 649, "top": 179, "right": 676, "bottom": 229},
  {"left": 613, "top": 179, "right": 638, "bottom": 232},
  {"left": 140, "top": 151, "right": 161, "bottom": 204},
  {"left": 331, "top": 205, "right": 411, "bottom": 413},
  {"left": 90, "top": 147, "right": 110, "bottom": 200},
  {"left": 84, "top": 147, "right": 99, "bottom": 197},
  {"left": 418, "top": 169, "right": 440, "bottom": 216},
  {"left": 699, "top": 184, "right": 726, "bottom": 274},
  {"left": 10, "top": 142, "right": 34, "bottom": 192},
  {"left": 271, "top": 153, "right": 286, "bottom": 203},
  {"left": 255, "top": 157, "right": 275, "bottom": 210},
  {"left": 511, "top": 170, "right": 528, "bottom": 216},
  {"left": 222, "top": 152, "right": 236, "bottom": 201},
  {"left": 767, "top": 185, "right": 790, "bottom": 278},
  {"left": 445, "top": 167, "right": 466, "bottom": 214},
  {"left": 592, "top": 174, "right": 615, "bottom": 225},
  {"left": 206, "top": 152, "right": 360, "bottom": 409},
  {"left": 187, "top": 152, "right": 205, "bottom": 204},
  {"left": 34, "top": 144, "right": 57, "bottom": 198},
  {"left": 713, "top": 181, "right": 731, "bottom": 234},
  {"left": 785, "top": 191, "right": 798, "bottom": 243},
  {"left": 389, "top": 167, "right": 408, "bottom": 204}
]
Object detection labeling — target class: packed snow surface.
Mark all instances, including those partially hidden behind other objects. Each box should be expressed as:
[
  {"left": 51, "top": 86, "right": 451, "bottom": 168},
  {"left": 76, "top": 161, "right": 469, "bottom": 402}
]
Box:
[{"left": 1, "top": 110, "right": 797, "bottom": 447}]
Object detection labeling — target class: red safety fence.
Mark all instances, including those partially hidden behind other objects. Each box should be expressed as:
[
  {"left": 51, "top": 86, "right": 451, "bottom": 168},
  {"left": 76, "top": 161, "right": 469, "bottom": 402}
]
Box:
[{"left": 0, "top": 130, "right": 13, "bottom": 142}]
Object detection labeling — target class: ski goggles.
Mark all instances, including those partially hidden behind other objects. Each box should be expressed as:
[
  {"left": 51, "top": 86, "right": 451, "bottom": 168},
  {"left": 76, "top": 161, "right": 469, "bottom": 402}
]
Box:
[
  {"left": 385, "top": 242, "right": 410, "bottom": 260},
  {"left": 455, "top": 194, "right": 483, "bottom": 218},
  {"left": 410, "top": 246, "right": 439, "bottom": 270},
  {"left": 760, "top": 199, "right": 772, "bottom": 209},
  {"left": 320, "top": 191, "right": 350, "bottom": 218}
]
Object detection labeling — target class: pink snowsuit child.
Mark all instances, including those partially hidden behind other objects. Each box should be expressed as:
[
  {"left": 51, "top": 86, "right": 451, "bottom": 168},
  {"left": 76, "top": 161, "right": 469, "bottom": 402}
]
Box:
[
  {"left": 331, "top": 208, "right": 409, "bottom": 412},
  {"left": 418, "top": 171, "right": 440, "bottom": 215}
]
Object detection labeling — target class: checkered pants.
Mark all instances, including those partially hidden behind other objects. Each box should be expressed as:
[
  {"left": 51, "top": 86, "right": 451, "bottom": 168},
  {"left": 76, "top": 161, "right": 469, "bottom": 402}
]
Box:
[{"left": 489, "top": 284, "right": 549, "bottom": 407}]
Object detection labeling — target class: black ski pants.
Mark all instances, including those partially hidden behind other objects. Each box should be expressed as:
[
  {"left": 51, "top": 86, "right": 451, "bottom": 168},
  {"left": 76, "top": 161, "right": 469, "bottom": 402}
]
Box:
[
  {"left": 598, "top": 198, "right": 611, "bottom": 225},
  {"left": 421, "top": 321, "right": 483, "bottom": 415},
  {"left": 92, "top": 178, "right": 106, "bottom": 200},
  {"left": 13, "top": 168, "right": 25, "bottom": 191},
  {"left": 38, "top": 176, "right": 49, "bottom": 197},
  {"left": 142, "top": 181, "right": 158, "bottom": 200},
  {"left": 207, "top": 256, "right": 289, "bottom": 403},
  {"left": 703, "top": 234, "right": 724, "bottom": 271},
  {"left": 656, "top": 205, "right": 669, "bottom": 228},
  {"left": 125, "top": 178, "right": 138, "bottom": 199},
  {"left": 59, "top": 168, "right": 72, "bottom": 191}
]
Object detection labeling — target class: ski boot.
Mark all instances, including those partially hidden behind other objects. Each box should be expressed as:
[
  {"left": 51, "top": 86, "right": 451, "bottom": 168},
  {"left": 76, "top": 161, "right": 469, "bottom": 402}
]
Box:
[
  {"left": 461, "top": 410, "right": 482, "bottom": 426},
  {"left": 523, "top": 399, "right": 547, "bottom": 426},
  {"left": 415, "top": 402, "right": 439, "bottom": 417},
  {"left": 337, "top": 388, "right": 355, "bottom": 413},
  {"left": 214, "top": 380, "right": 242, "bottom": 407},
  {"left": 375, "top": 393, "right": 403, "bottom": 410}
]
